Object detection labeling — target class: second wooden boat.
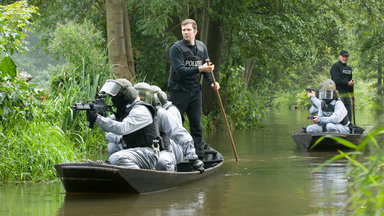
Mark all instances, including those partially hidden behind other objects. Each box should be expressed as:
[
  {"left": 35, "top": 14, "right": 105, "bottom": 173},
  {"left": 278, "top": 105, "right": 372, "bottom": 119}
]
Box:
[{"left": 291, "top": 127, "right": 364, "bottom": 151}]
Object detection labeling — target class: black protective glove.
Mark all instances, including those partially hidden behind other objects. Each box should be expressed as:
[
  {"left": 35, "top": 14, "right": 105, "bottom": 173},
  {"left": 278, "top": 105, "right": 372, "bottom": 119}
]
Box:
[
  {"left": 189, "top": 159, "right": 205, "bottom": 174},
  {"left": 86, "top": 105, "right": 98, "bottom": 128}
]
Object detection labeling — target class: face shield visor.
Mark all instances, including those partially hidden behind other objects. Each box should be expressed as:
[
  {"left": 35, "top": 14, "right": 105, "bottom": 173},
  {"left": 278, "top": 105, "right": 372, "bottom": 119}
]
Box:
[
  {"left": 137, "top": 89, "right": 154, "bottom": 105},
  {"left": 152, "top": 92, "right": 162, "bottom": 107},
  {"left": 99, "top": 80, "right": 122, "bottom": 96},
  {"left": 318, "top": 90, "right": 333, "bottom": 100}
]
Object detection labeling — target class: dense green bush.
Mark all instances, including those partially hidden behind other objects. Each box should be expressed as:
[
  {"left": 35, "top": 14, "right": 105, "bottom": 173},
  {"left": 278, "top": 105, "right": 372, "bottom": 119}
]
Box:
[
  {"left": 0, "top": 1, "right": 42, "bottom": 127},
  {"left": 0, "top": 68, "right": 45, "bottom": 126},
  {"left": 48, "top": 20, "right": 110, "bottom": 96},
  {"left": 272, "top": 91, "right": 298, "bottom": 110},
  {"left": 218, "top": 65, "right": 263, "bottom": 128},
  {"left": 0, "top": 1, "right": 84, "bottom": 182}
]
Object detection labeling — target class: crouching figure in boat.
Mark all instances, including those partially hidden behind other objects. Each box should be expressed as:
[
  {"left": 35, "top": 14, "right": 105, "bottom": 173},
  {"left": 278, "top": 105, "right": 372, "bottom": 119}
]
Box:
[
  {"left": 306, "top": 79, "right": 351, "bottom": 134},
  {"left": 133, "top": 82, "right": 204, "bottom": 173},
  {"left": 86, "top": 79, "right": 160, "bottom": 169},
  {"left": 151, "top": 85, "right": 204, "bottom": 173}
]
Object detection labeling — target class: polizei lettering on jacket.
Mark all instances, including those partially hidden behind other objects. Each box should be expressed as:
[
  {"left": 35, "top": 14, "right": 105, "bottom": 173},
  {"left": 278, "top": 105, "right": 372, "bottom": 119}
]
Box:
[
  {"left": 342, "top": 69, "right": 352, "bottom": 75},
  {"left": 185, "top": 60, "right": 202, "bottom": 67}
]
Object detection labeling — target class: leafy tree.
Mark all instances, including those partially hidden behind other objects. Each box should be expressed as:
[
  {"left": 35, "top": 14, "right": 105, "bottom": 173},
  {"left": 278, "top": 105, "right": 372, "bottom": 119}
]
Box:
[
  {"left": 216, "top": 0, "right": 344, "bottom": 89},
  {"left": 0, "top": 0, "right": 40, "bottom": 126},
  {"left": 48, "top": 20, "right": 106, "bottom": 78},
  {"left": 346, "top": 0, "right": 384, "bottom": 96},
  {"left": 31, "top": 0, "right": 381, "bottom": 125},
  {"left": 0, "top": 0, "right": 37, "bottom": 56},
  {"left": 31, "top": 0, "right": 187, "bottom": 83}
]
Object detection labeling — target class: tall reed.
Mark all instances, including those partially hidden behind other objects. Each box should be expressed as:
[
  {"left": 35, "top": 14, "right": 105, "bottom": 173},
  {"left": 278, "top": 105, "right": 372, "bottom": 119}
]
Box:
[{"left": 314, "top": 126, "right": 384, "bottom": 215}]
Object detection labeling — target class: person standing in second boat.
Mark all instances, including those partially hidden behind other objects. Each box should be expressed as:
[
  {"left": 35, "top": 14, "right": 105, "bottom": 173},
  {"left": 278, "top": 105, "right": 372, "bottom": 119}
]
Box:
[{"left": 330, "top": 50, "right": 354, "bottom": 121}]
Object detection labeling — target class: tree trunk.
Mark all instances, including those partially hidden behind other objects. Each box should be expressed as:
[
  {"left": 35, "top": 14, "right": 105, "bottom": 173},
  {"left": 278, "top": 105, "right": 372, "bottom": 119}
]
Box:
[
  {"left": 105, "top": 0, "right": 134, "bottom": 81},
  {"left": 202, "top": 19, "right": 225, "bottom": 114},
  {"left": 244, "top": 57, "right": 256, "bottom": 87},
  {"left": 122, "top": 3, "right": 135, "bottom": 81},
  {"left": 199, "top": 0, "right": 210, "bottom": 44},
  {"left": 378, "top": 60, "right": 383, "bottom": 96}
]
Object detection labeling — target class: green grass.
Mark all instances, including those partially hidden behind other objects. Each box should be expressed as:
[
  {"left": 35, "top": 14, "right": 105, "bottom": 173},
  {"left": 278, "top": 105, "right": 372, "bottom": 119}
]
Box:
[{"left": 0, "top": 121, "right": 78, "bottom": 182}]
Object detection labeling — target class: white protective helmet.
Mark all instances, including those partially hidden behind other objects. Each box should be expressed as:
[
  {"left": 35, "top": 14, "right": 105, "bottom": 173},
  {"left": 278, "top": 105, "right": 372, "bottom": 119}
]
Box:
[
  {"left": 317, "top": 79, "right": 337, "bottom": 100},
  {"left": 150, "top": 85, "right": 167, "bottom": 106},
  {"left": 99, "top": 79, "right": 137, "bottom": 103},
  {"left": 134, "top": 82, "right": 156, "bottom": 106}
]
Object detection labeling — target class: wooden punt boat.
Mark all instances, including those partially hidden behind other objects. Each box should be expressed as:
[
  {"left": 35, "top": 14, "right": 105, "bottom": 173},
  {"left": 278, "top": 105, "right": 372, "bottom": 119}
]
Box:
[
  {"left": 55, "top": 147, "right": 223, "bottom": 194},
  {"left": 291, "top": 127, "right": 364, "bottom": 151}
]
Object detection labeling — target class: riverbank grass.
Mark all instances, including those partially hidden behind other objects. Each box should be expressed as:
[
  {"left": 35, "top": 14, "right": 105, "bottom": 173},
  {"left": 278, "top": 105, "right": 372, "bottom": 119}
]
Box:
[{"left": 0, "top": 121, "right": 78, "bottom": 182}]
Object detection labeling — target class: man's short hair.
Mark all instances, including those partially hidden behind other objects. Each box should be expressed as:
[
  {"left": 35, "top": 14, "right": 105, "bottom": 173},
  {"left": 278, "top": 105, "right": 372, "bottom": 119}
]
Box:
[
  {"left": 181, "top": 19, "right": 197, "bottom": 30},
  {"left": 339, "top": 50, "right": 349, "bottom": 56}
]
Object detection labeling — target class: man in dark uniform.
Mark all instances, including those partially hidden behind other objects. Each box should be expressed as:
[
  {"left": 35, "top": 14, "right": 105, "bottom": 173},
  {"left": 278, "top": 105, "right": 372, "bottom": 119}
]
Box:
[
  {"left": 330, "top": 50, "right": 355, "bottom": 121},
  {"left": 168, "top": 18, "right": 219, "bottom": 158}
]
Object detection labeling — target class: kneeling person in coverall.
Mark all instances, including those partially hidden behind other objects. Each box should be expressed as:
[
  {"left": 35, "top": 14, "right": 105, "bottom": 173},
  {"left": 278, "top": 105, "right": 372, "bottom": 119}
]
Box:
[
  {"left": 134, "top": 82, "right": 174, "bottom": 171},
  {"left": 86, "top": 79, "right": 159, "bottom": 169},
  {"left": 306, "top": 80, "right": 351, "bottom": 134},
  {"left": 151, "top": 85, "right": 204, "bottom": 172}
]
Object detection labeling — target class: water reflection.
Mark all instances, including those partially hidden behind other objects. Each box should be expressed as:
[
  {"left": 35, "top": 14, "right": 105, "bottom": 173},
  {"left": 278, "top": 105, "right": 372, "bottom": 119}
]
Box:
[
  {"left": 310, "top": 162, "right": 349, "bottom": 211},
  {"left": 0, "top": 182, "right": 64, "bottom": 216},
  {"left": 293, "top": 150, "right": 350, "bottom": 214},
  {"left": 58, "top": 174, "right": 224, "bottom": 216}
]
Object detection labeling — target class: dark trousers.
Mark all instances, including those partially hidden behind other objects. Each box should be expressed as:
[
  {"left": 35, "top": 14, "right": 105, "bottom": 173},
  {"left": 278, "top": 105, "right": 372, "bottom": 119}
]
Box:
[
  {"left": 169, "top": 89, "right": 205, "bottom": 155},
  {"left": 341, "top": 95, "right": 352, "bottom": 121}
]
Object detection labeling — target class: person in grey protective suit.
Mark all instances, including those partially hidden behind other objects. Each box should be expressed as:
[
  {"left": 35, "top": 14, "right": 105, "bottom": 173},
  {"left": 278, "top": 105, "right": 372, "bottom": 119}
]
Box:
[
  {"left": 151, "top": 85, "right": 204, "bottom": 173},
  {"left": 86, "top": 79, "right": 159, "bottom": 169},
  {"left": 309, "top": 96, "right": 319, "bottom": 116},
  {"left": 307, "top": 83, "right": 324, "bottom": 116},
  {"left": 306, "top": 80, "right": 351, "bottom": 134},
  {"left": 133, "top": 82, "right": 175, "bottom": 171}
]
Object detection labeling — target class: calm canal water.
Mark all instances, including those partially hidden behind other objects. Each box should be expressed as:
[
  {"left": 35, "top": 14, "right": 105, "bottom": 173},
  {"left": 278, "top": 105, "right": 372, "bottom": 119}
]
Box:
[{"left": 0, "top": 109, "right": 382, "bottom": 216}]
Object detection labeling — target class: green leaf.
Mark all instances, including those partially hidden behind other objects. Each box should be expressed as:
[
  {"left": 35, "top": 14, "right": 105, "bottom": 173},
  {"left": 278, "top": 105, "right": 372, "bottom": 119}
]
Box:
[
  {"left": 310, "top": 136, "right": 325, "bottom": 150},
  {"left": 331, "top": 136, "right": 358, "bottom": 149},
  {"left": 0, "top": 56, "right": 17, "bottom": 78}
]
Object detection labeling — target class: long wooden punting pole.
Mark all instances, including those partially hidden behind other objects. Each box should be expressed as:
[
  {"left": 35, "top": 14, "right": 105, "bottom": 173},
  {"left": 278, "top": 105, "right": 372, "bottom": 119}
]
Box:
[
  {"left": 350, "top": 85, "right": 356, "bottom": 125},
  {"left": 352, "top": 94, "right": 356, "bottom": 125},
  {"left": 206, "top": 60, "right": 239, "bottom": 162}
]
